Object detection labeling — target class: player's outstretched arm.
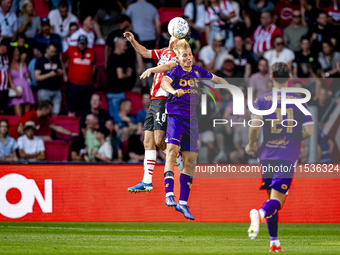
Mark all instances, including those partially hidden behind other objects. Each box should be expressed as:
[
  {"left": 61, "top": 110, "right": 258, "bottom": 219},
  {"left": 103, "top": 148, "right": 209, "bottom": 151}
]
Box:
[
  {"left": 245, "top": 114, "right": 262, "bottom": 156},
  {"left": 160, "top": 76, "right": 184, "bottom": 97},
  {"left": 140, "top": 62, "right": 177, "bottom": 79},
  {"left": 123, "top": 32, "right": 152, "bottom": 59},
  {"left": 302, "top": 124, "right": 313, "bottom": 140},
  {"left": 210, "top": 74, "right": 230, "bottom": 84}
]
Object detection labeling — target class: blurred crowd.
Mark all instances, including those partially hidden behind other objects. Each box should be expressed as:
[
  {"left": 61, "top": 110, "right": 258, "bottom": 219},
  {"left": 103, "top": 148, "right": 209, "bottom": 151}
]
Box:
[{"left": 0, "top": 0, "right": 339, "bottom": 163}]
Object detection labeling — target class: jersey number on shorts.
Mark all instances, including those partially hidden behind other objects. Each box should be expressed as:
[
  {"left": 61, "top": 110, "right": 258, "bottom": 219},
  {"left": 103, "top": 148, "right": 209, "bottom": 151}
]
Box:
[
  {"left": 271, "top": 108, "right": 294, "bottom": 134},
  {"left": 156, "top": 112, "right": 166, "bottom": 123}
]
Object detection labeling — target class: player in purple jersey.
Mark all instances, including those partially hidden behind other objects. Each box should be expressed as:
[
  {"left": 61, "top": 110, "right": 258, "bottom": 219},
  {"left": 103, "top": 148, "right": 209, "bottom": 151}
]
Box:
[
  {"left": 160, "top": 40, "right": 228, "bottom": 220},
  {"left": 245, "top": 62, "right": 314, "bottom": 252}
]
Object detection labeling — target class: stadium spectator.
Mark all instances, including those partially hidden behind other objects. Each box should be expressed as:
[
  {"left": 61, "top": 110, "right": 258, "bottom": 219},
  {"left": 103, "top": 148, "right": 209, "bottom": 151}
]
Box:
[
  {"left": 68, "top": 22, "right": 78, "bottom": 37},
  {"left": 0, "top": 0, "right": 17, "bottom": 41},
  {"left": 127, "top": 130, "right": 145, "bottom": 163},
  {"left": 16, "top": 0, "right": 41, "bottom": 40},
  {"left": 32, "top": 0, "right": 49, "bottom": 18},
  {"left": 62, "top": 35, "right": 95, "bottom": 116},
  {"left": 79, "top": 94, "right": 111, "bottom": 136},
  {"left": 8, "top": 47, "right": 35, "bottom": 116},
  {"left": 136, "top": 92, "right": 151, "bottom": 134},
  {"left": 17, "top": 121, "right": 45, "bottom": 161},
  {"left": 48, "top": 0, "right": 78, "bottom": 40},
  {"left": 204, "top": 0, "right": 235, "bottom": 48},
  {"left": 105, "top": 118, "right": 123, "bottom": 162},
  {"left": 284, "top": 10, "right": 309, "bottom": 53},
  {"left": 0, "top": 43, "right": 9, "bottom": 115},
  {"left": 249, "top": 11, "right": 282, "bottom": 56},
  {"left": 115, "top": 99, "right": 137, "bottom": 134},
  {"left": 247, "top": 0, "right": 275, "bottom": 30},
  {"left": 184, "top": 0, "right": 206, "bottom": 31},
  {"left": 229, "top": 109, "right": 251, "bottom": 164},
  {"left": 293, "top": 36, "right": 316, "bottom": 78},
  {"left": 273, "top": 0, "right": 300, "bottom": 29},
  {"left": 28, "top": 43, "right": 44, "bottom": 93},
  {"left": 249, "top": 58, "right": 270, "bottom": 99},
  {"left": 301, "top": 0, "right": 319, "bottom": 27},
  {"left": 69, "top": 135, "right": 85, "bottom": 161},
  {"left": 33, "top": 18, "right": 62, "bottom": 54},
  {"left": 308, "top": 10, "right": 336, "bottom": 54},
  {"left": 0, "top": 119, "right": 18, "bottom": 161},
  {"left": 105, "top": 14, "right": 143, "bottom": 83},
  {"left": 63, "top": 14, "right": 95, "bottom": 52},
  {"left": 325, "top": 0, "right": 340, "bottom": 28},
  {"left": 34, "top": 42, "right": 63, "bottom": 115},
  {"left": 126, "top": 0, "right": 161, "bottom": 50},
  {"left": 263, "top": 35, "right": 295, "bottom": 71},
  {"left": 318, "top": 127, "right": 333, "bottom": 163},
  {"left": 318, "top": 40, "right": 340, "bottom": 78},
  {"left": 92, "top": 126, "right": 112, "bottom": 162},
  {"left": 17, "top": 100, "right": 78, "bottom": 140},
  {"left": 229, "top": 35, "right": 253, "bottom": 78},
  {"left": 216, "top": 54, "right": 243, "bottom": 81},
  {"left": 199, "top": 32, "right": 229, "bottom": 73},
  {"left": 182, "top": 15, "right": 201, "bottom": 54},
  {"left": 106, "top": 37, "right": 135, "bottom": 120},
  {"left": 84, "top": 113, "right": 101, "bottom": 159},
  {"left": 311, "top": 87, "right": 336, "bottom": 124}
]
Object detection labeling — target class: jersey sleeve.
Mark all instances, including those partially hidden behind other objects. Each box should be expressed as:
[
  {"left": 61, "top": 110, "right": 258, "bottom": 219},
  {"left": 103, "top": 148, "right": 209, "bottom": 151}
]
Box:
[
  {"left": 165, "top": 66, "right": 178, "bottom": 83},
  {"left": 197, "top": 66, "right": 213, "bottom": 80},
  {"left": 302, "top": 104, "right": 314, "bottom": 126},
  {"left": 151, "top": 48, "right": 165, "bottom": 60}
]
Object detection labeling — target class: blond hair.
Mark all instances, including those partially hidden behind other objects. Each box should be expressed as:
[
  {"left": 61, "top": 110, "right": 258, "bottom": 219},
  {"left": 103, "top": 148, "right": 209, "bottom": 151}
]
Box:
[
  {"left": 173, "top": 39, "right": 191, "bottom": 56},
  {"left": 19, "top": 0, "right": 35, "bottom": 17}
]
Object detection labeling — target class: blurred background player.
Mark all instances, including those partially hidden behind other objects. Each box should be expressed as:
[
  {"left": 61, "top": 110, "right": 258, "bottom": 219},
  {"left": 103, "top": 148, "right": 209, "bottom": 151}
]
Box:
[
  {"left": 160, "top": 39, "right": 229, "bottom": 220},
  {"left": 245, "top": 62, "right": 314, "bottom": 252},
  {"left": 124, "top": 18, "right": 188, "bottom": 193}
]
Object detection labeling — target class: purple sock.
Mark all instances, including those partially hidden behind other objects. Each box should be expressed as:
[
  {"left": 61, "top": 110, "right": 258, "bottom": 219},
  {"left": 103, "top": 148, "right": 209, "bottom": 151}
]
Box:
[
  {"left": 267, "top": 212, "right": 278, "bottom": 240},
  {"left": 179, "top": 173, "right": 193, "bottom": 203},
  {"left": 164, "top": 177, "right": 174, "bottom": 194},
  {"left": 261, "top": 199, "right": 281, "bottom": 217}
]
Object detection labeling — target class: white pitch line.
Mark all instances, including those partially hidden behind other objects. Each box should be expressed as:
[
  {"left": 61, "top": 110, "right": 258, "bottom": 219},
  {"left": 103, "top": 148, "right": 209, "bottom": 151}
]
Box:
[{"left": 0, "top": 226, "right": 183, "bottom": 232}]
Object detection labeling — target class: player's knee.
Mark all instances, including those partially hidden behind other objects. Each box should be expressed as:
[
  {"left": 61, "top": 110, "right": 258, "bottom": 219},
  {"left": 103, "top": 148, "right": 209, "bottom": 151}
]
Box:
[
  {"left": 167, "top": 148, "right": 177, "bottom": 161},
  {"left": 207, "top": 142, "right": 214, "bottom": 150},
  {"left": 154, "top": 135, "right": 165, "bottom": 148}
]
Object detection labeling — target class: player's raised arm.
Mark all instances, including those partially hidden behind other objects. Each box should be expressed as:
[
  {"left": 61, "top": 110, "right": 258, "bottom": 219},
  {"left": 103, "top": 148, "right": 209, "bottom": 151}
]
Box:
[
  {"left": 140, "top": 61, "right": 177, "bottom": 79},
  {"left": 210, "top": 74, "right": 230, "bottom": 84},
  {"left": 123, "top": 32, "right": 152, "bottom": 59},
  {"left": 160, "top": 76, "right": 184, "bottom": 97}
]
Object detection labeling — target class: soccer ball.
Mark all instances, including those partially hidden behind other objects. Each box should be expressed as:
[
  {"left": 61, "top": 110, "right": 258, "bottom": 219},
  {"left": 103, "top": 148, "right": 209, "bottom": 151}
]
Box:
[{"left": 168, "top": 17, "right": 189, "bottom": 39}]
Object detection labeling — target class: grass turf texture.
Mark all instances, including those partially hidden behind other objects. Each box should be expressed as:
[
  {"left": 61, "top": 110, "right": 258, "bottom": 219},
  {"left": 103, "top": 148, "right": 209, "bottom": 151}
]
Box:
[{"left": 0, "top": 222, "right": 339, "bottom": 254}]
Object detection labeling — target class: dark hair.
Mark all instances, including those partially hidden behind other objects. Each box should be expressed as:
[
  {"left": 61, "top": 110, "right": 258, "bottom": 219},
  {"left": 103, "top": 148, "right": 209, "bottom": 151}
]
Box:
[
  {"left": 69, "top": 22, "right": 78, "bottom": 29},
  {"left": 96, "top": 126, "right": 110, "bottom": 138},
  {"left": 322, "top": 39, "right": 333, "bottom": 48},
  {"left": 17, "top": 33, "right": 26, "bottom": 40},
  {"left": 272, "top": 62, "right": 290, "bottom": 84},
  {"left": 317, "top": 10, "right": 327, "bottom": 18},
  {"left": 47, "top": 41, "right": 58, "bottom": 49},
  {"left": 80, "top": 13, "right": 94, "bottom": 24},
  {"left": 0, "top": 118, "right": 9, "bottom": 136},
  {"left": 58, "top": 0, "right": 68, "bottom": 8},
  {"left": 261, "top": 11, "right": 273, "bottom": 18},
  {"left": 258, "top": 57, "right": 268, "bottom": 65},
  {"left": 119, "top": 98, "right": 131, "bottom": 109},
  {"left": 32, "top": 43, "right": 46, "bottom": 54},
  {"left": 300, "top": 35, "right": 310, "bottom": 42},
  {"left": 87, "top": 113, "right": 99, "bottom": 122},
  {"left": 38, "top": 100, "right": 53, "bottom": 109}
]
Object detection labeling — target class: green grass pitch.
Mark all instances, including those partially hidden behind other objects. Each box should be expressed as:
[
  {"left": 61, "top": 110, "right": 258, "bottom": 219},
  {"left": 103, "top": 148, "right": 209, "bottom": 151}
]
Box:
[{"left": 0, "top": 222, "right": 339, "bottom": 254}]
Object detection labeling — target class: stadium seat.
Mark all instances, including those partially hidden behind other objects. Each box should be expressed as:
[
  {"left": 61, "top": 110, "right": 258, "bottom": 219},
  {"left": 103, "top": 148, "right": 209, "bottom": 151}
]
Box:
[
  {"left": 158, "top": 7, "right": 184, "bottom": 25},
  {"left": 0, "top": 115, "right": 21, "bottom": 139},
  {"left": 125, "top": 91, "right": 143, "bottom": 115},
  {"left": 44, "top": 140, "right": 70, "bottom": 161},
  {"left": 52, "top": 115, "right": 80, "bottom": 140},
  {"left": 93, "top": 44, "right": 105, "bottom": 67}
]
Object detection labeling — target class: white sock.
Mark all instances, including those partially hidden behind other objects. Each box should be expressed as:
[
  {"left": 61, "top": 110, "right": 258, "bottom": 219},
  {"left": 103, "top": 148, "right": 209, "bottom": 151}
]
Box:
[
  {"left": 178, "top": 200, "right": 187, "bottom": 205},
  {"left": 259, "top": 209, "right": 265, "bottom": 220},
  {"left": 166, "top": 192, "right": 174, "bottom": 197},
  {"left": 142, "top": 150, "right": 156, "bottom": 184},
  {"left": 270, "top": 240, "right": 281, "bottom": 247}
]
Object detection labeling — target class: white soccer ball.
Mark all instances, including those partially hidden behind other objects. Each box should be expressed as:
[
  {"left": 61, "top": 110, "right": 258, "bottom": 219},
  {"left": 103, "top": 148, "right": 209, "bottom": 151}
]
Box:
[{"left": 168, "top": 17, "right": 189, "bottom": 39}]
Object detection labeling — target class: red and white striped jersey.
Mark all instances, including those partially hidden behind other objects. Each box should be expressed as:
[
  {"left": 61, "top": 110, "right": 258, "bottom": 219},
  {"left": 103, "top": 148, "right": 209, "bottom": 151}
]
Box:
[
  {"left": 62, "top": 28, "right": 95, "bottom": 52},
  {"left": 205, "top": 0, "right": 235, "bottom": 27},
  {"left": 325, "top": 2, "right": 340, "bottom": 22},
  {"left": 0, "top": 54, "right": 9, "bottom": 91},
  {"left": 150, "top": 47, "right": 178, "bottom": 100},
  {"left": 250, "top": 24, "right": 282, "bottom": 54}
]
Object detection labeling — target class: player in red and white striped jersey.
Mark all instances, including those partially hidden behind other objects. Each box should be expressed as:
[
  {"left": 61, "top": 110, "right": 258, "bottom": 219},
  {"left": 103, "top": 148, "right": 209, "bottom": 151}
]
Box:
[
  {"left": 124, "top": 30, "right": 186, "bottom": 193},
  {"left": 250, "top": 11, "right": 282, "bottom": 55},
  {"left": 0, "top": 43, "right": 10, "bottom": 114}
]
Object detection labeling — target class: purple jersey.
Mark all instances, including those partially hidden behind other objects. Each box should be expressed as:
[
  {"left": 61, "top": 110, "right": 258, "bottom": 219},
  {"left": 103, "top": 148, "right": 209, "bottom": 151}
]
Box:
[
  {"left": 254, "top": 91, "right": 314, "bottom": 163},
  {"left": 165, "top": 65, "right": 213, "bottom": 116}
]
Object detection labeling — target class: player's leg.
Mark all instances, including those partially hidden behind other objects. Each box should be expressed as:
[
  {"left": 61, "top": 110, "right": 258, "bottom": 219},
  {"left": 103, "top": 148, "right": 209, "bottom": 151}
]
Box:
[
  {"left": 127, "top": 106, "right": 156, "bottom": 193},
  {"left": 164, "top": 142, "right": 179, "bottom": 207}
]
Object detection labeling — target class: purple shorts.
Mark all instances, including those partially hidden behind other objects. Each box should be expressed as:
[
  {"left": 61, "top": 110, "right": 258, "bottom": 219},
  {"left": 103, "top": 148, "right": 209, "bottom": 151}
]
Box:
[
  {"left": 260, "top": 160, "right": 295, "bottom": 194},
  {"left": 165, "top": 114, "right": 199, "bottom": 152}
]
